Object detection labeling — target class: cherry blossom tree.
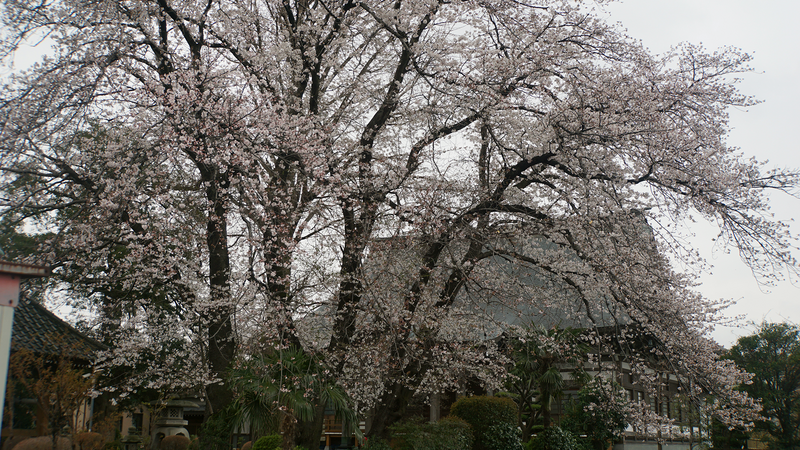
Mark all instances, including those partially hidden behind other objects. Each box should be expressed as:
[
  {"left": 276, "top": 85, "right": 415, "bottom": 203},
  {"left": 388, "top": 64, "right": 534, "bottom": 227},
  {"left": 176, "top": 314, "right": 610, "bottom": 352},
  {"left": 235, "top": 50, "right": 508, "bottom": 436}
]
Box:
[{"left": 1, "top": 0, "right": 793, "bottom": 442}]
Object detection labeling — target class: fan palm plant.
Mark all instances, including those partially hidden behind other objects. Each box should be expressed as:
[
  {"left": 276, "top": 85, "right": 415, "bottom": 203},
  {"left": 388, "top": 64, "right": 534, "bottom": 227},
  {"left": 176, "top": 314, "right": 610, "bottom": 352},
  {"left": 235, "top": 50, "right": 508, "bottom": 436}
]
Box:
[
  {"left": 229, "top": 345, "right": 357, "bottom": 450},
  {"left": 505, "top": 323, "right": 589, "bottom": 441}
]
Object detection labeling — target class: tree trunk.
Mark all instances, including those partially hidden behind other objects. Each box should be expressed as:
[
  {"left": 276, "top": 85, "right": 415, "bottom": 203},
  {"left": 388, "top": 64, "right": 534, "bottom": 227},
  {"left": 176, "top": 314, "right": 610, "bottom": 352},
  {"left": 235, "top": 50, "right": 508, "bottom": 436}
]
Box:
[
  {"left": 296, "top": 404, "right": 326, "bottom": 450},
  {"left": 279, "top": 413, "right": 296, "bottom": 450},
  {"left": 365, "top": 383, "right": 415, "bottom": 439},
  {"left": 204, "top": 175, "right": 236, "bottom": 416},
  {"left": 542, "top": 405, "right": 552, "bottom": 429}
]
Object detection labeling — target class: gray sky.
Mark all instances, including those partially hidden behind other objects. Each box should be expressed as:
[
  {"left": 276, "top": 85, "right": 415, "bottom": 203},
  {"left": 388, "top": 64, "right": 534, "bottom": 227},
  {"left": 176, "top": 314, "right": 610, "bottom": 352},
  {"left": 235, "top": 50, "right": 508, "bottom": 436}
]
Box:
[{"left": 605, "top": 0, "right": 800, "bottom": 346}]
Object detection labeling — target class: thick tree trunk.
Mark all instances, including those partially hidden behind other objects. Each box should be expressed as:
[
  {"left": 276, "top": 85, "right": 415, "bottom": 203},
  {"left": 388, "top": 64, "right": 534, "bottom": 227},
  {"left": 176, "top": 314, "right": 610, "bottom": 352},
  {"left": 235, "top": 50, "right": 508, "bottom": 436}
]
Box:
[
  {"left": 365, "top": 383, "right": 415, "bottom": 439},
  {"left": 279, "top": 414, "right": 297, "bottom": 450},
  {"left": 205, "top": 312, "right": 235, "bottom": 414},
  {"left": 204, "top": 176, "right": 236, "bottom": 416},
  {"left": 329, "top": 208, "right": 369, "bottom": 356},
  {"left": 296, "top": 403, "right": 326, "bottom": 450}
]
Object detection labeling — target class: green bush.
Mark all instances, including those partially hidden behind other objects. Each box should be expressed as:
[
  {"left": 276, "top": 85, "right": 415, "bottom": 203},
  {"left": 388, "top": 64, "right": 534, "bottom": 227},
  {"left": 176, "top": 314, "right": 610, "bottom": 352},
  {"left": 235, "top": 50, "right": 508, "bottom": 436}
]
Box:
[
  {"left": 482, "top": 422, "right": 522, "bottom": 450},
  {"left": 251, "top": 435, "right": 281, "bottom": 450},
  {"left": 361, "top": 437, "right": 391, "bottom": 450},
  {"left": 389, "top": 417, "right": 473, "bottom": 450},
  {"left": 526, "top": 426, "right": 579, "bottom": 450},
  {"left": 436, "top": 417, "right": 474, "bottom": 450},
  {"left": 449, "top": 396, "right": 517, "bottom": 450},
  {"left": 199, "top": 408, "right": 236, "bottom": 450}
]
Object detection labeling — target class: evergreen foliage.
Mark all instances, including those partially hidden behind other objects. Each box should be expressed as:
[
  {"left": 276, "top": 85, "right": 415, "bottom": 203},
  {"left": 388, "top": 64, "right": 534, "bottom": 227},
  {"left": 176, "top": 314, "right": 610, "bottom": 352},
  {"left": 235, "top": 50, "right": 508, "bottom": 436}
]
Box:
[
  {"left": 450, "top": 396, "right": 517, "bottom": 450},
  {"left": 361, "top": 438, "right": 391, "bottom": 450},
  {"left": 228, "top": 345, "right": 356, "bottom": 449},
  {"left": 710, "top": 417, "right": 749, "bottom": 450},
  {"left": 251, "top": 435, "right": 282, "bottom": 450},
  {"left": 525, "top": 426, "right": 579, "bottom": 450},
  {"left": 504, "top": 324, "right": 588, "bottom": 440},
  {"left": 482, "top": 422, "right": 523, "bottom": 450},
  {"left": 389, "top": 417, "right": 473, "bottom": 450},
  {"left": 199, "top": 408, "right": 237, "bottom": 450},
  {"left": 725, "top": 322, "right": 800, "bottom": 449}
]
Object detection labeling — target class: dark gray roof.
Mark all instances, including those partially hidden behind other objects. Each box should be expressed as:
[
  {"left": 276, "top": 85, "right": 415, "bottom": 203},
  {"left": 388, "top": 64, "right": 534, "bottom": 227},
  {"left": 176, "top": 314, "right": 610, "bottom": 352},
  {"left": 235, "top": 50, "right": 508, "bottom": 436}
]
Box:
[{"left": 11, "top": 297, "right": 106, "bottom": 361}]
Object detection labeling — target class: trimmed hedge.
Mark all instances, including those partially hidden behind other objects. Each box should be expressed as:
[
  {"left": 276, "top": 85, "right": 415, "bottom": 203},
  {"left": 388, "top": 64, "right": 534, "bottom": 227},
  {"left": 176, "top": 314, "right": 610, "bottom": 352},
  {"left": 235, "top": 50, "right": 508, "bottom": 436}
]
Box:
[
  {"left": 251, "top": 435, "right": 282, "bottom": 450},
  {"left": 436, "top": 417, "right": 474, "bottom": 450},
  {"left": 362, "top": 437, "right": 392, "bottom": 450},
  {"left": 390, "top": 417, "right": 473, "bottom": 450},
  {"left": 449, "top": 396, "right": 517, "bottom": 450},
  {"left": 482, "top": 422, "right": 523, "bottom": 450},
  {"left": 526, "top": 426, "right": 579, "bottom": 450}
]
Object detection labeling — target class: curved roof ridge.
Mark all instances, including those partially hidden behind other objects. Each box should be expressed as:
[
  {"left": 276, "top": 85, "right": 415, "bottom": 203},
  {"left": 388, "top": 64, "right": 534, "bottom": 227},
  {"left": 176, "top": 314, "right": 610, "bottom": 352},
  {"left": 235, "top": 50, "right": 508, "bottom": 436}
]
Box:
[{"left": 11, "top": 296, "right": 106, "bottom": 361}]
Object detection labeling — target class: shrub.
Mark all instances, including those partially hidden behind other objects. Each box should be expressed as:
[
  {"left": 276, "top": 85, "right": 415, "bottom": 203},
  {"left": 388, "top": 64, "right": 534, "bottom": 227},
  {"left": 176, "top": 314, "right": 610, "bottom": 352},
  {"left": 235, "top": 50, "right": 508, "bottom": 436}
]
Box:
[
  {"left": 12, "top": 436, "right": 71, "bottom": 450},
  {"left": 389, "top": 417, "right": 473, "bottom": 450},
  {"left": 251, "top": 435, "right": 282, "bottom": 450},
  {"left": 199, "top": 408, "right": 236, "bottom": 450},
  {"left": 481, "top": 422, "right": 522, "bottom": 450},
  {"left": 101, "top": 440, "right": 122, "bottom": 450},
  {"left": 710, "top": 417, "right": 748, "bottom": 450},
  {"left": 74, "top": 432, "right": 105, "bottom": 450},
  {"left": 526, "top": 426, "right": 579, "bottom": 450},
  {"left": 435, "top": 417, "right": 474, "bottom": 450},
  {"left": 160, "top": 436, "right": 190, "bottom": 450},
  {"left": 361, "top": 438, "right": 391, "bottom": 450},
  {"left": 449, "top": 396, "right": 517, "bottom": 450}
]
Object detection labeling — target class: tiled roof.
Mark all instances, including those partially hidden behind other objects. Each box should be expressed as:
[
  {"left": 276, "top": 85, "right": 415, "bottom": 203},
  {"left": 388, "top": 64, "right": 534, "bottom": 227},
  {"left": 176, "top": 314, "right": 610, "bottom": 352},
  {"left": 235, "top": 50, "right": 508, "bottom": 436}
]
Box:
[{"left": 11, "top": 297, "right": 106, "bottom": 361}]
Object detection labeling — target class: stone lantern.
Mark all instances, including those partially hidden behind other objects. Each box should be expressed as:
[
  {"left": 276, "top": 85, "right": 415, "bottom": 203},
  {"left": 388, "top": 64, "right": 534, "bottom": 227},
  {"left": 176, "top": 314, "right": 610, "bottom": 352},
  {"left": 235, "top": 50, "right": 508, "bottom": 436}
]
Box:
[
  {"left": 121, "top": 427, "right": 143, "bottom": 450},
  {"left": 150, "top": 399, "right": 198, "bottom": 449}
]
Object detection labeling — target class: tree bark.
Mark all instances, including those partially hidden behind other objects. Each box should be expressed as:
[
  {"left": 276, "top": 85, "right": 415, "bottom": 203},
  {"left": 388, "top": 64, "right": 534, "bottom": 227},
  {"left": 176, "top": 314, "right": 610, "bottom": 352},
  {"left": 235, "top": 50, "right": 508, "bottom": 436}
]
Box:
[
  {"left": 296, "top": 403, "right": 326, "bottom": 450},
  {"left": 204, "top": 175, "right": 236, "bottom": 416},
  {"left": 365, "top": 383, "right": 415, "bottom": 439}
]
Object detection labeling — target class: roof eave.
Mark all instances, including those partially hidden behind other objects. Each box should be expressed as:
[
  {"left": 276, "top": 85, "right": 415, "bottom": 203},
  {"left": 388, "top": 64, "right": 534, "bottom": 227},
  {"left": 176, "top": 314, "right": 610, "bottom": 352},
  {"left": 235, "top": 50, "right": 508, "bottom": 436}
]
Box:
[{"left": 0, "top": 261, "right": 50, "bottom": 279}]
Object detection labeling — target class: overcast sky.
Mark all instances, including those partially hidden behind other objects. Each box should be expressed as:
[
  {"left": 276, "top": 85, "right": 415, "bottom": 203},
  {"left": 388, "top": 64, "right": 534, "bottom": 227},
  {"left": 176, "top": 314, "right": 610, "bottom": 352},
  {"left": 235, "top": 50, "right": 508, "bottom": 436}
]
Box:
[{"left": 604, "top": 0, "right": 800, "bottom": 346}]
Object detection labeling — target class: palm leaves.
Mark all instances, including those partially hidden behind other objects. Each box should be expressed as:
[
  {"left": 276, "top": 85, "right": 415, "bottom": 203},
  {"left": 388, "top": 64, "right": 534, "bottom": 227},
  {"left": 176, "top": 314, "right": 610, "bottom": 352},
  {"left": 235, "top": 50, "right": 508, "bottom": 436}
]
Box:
[
  {"left": 506, "top": 324, "right": 589, "bottom": 440},
  {"left": 228, "top": 346, "right": 357, "bottom": 448}
]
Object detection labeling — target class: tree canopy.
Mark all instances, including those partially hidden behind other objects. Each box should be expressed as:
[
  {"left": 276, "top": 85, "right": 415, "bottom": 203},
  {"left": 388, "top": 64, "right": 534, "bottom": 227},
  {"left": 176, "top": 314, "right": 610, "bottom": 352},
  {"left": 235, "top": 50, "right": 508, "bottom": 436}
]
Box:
[
  {"left": 1, "top": 0, "right": 794, "bottom": 440},
  {"left": 726, "top": 322, "right": 800, "bottom": 449}
]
